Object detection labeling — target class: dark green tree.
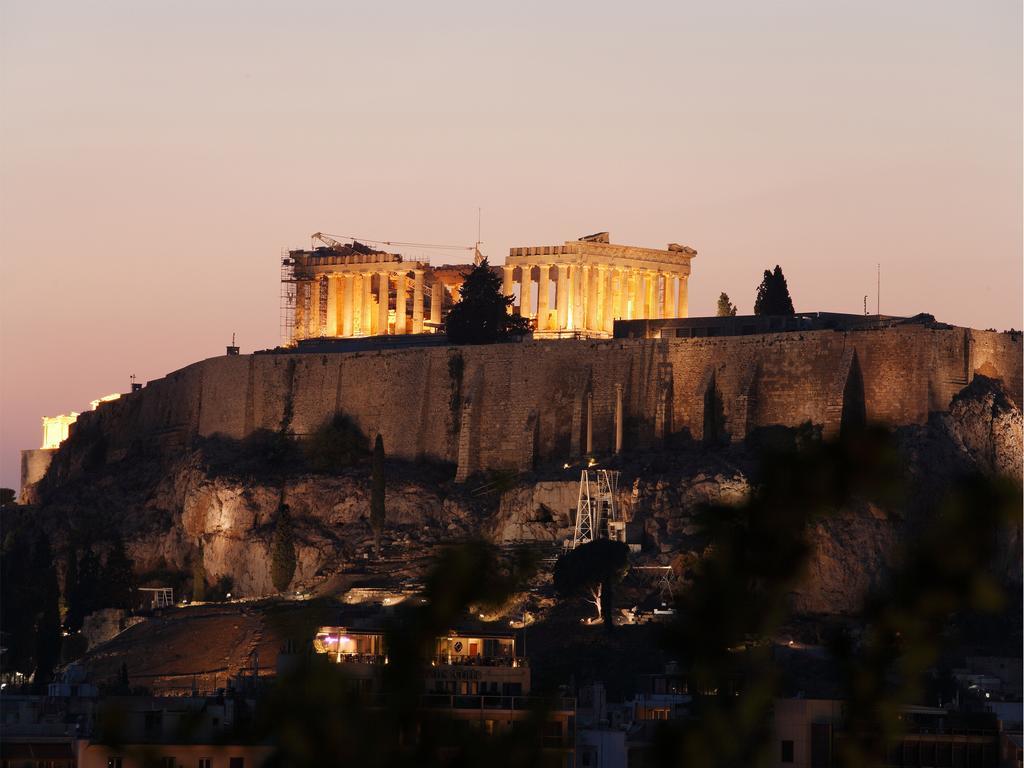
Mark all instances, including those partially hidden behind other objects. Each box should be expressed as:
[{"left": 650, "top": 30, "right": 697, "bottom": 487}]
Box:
[
  {"left": 716, "top": 292, "right": 738, "bottom": 317},
  {"left": 0, "top": 488, "right": 15, "bottom": 506},
  {"left": 753, "top": 265, "right": 795, "bottom": 315},
  {"left": 271, "top": 503, "right": 297, "bottom": 593},
  {"left": 553, "top": 539, "right": 630, "bottom": 630},
  {"left": 370, "top": 434, "right": 386, "bottom": 558},
  {"left": 64, "top": 546, "right": 81, "bottom": 630},
  {"left": 32, "top": 533, "right": 62, "bottom": 689},
  {"left": 74, "top": 545, "right": 102, "bottom": 621},
  {"left": 444, "top": 259, "right": 531, "bottom": 344},
  {"left": 1, "top": 525, "right": 34, "bottom": 674},
  {"left": 192, "top": 541, "right": 207, "bottom": 602},
  {"left": 306, "top": 413, "right": 369, "bottom": 472},
  {"left": 102, "top": 536, "right": 136, "bottom": 610}
]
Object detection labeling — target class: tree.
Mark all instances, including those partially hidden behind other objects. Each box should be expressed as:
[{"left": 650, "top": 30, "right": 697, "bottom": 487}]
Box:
[
  {"left": 192, "top": 541, "right": 207, "bottom": 602},
  {"left": 271, "top": 503, "right": 297, "bottom": 593},
  {"left": 716, "top": 292, "right": 738, "bottom": 317},
  {"left": 370, "top": 434, "right": 386, "bottom": 558},
  {"left": 74, "top": 546, "right": 102, "bottom": 623},
  {"left": 64, "top": 546, "right": 80, "bottom": 630},
  {"left": 753, "top": 265, "right": 795, "bottom": 316},
  {"left": 0, "top": 488, "right": 15, "bottom": 506},
  {"left": 553, "top": 539, "right": 630, "bottom": 630},
  {"left": 1, "top": 525, "right": 35, "bottom": 675},
  {"left": 32, "top": 534, "right": 62, "bottom": 689},
  {"left": 444, "top": 259, "right": 531, "bottom": 345},
  {"left": 102, "top": 536, "right": 136, "bottom": 610},
  {"left": 306, "top": 414, "right": 369, "bottom": 472}
]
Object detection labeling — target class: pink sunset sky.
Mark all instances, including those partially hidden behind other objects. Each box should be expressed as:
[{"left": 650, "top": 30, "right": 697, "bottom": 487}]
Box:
[{"left": 1, "top": 0, "right": 1021, "bottom": 491}]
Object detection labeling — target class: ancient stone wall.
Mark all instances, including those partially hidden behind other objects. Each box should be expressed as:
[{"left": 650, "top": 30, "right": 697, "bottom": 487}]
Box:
[{"left": 61, "top": 326, "right": 1023, "bottom": 482}]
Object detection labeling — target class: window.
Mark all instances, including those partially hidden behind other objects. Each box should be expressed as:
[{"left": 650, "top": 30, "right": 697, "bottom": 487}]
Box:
[
  {"left": 229, "top": 758, "right": 245, "bottom": 768},
  {"left": 199, "top": 760, "right": 212, "bottom": 768},
  {"left": 107, "top": 758, "right": 123, "bottom": 768},
  {"left": 781, "top": 740, "right": 794, "bottom": 763},
  {"left": 160, "top": 758, "right": 175, "bottom": 768}
]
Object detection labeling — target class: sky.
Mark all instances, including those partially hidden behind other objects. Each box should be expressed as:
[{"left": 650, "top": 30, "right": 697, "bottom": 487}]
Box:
[{"left": 1, "top": 0, "right": 1021, "bottom": 491}]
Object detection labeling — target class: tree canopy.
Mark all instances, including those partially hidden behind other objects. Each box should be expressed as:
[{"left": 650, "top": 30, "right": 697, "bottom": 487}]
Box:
[
  {"left": 553, "top": 538, "right": 630, "bottom": 629},
  {"left": 271, "top": 503, "right": 297, "bottom": 593},
  {"left": 716, "top": 292, "right": 738, "bottom": 317},
  {"left": 444, "top": 259, "right": 531, "bottom": 345},
  {"left": 753, "top": 265, "right": 795, "bottom": 316}
]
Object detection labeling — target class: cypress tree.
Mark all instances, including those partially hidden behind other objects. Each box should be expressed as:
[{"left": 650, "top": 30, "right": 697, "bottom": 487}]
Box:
[
  {"left": 102, "top": 536, "right": 136, "bottom": 610},
  {"left": 271, "top": 504, "right": 297, "bottom": 593},
  {"left": 1, "top": 526, "right": 34, "bottom": 675},
  {"left": 32, "top": 534, "right": 62, "bottom": 689},
  {"left": 716, "top": 292, "right": 738, "bottom": 317},
  {"left": 64, "top": 546, "right": 80, "bottom": 631},
  {"left": 370, "top": 434, "right": 386, "bottom": 558},
  {"left": 76, "top": 546, "right": 102, "bottom": 621},
  {"left": 753, "top": 265, "right": 795, "bottom": 316}
]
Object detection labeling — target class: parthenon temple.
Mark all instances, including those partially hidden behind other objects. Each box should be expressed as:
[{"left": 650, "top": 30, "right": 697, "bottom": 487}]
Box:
[
  {"left": 284, "top": 232, "right": 695, "bottom": 342},
  {"left": 505, "top": 232, "right": 695, "bottom": 338}
]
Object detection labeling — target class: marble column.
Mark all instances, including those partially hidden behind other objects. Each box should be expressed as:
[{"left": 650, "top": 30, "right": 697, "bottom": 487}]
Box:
[
  {"left": 326, "top": 275, "right": 339, "bottom": 336},
  {"left": 519, "top": 265, "right": 533, "bottom": 320},
  {"left": 556, "top": 264, "right": 570, "bottom": 330},
  {"left": 377, "top": 272, "right": 390, "bottom": 335},
  {"left": 663, "top": 274, "right": 676, "bottom": 318},
  {"left": 342, "top": 274, "right": 355, "bottom": 337},
  {"left": 503, "top": 264, "right": 515, "bottom": 314},
  {"left": 362, "top": 271, "right": 374, "bottom": 333},
  {"left": 572, "top": 266, "right": 584, "bottom": 331},
  {"left": 394, "top": 272, "right": 408, "bottom": 334},
  {"left": 651, "top": 273, "right": 662, "bottom": 320},
  {"left": 537, "top": 265, "right": 550, "bottom": 331},
  {"left": 412, "top": 269, "right": 425, "bottom": 333},
  {"left": 353, "top": 275, "right": 365, "bottom": 335},
  {"left": 586, "top": 265, "right": 599, "bottom": 332},
  {"left": 429, "top": 277, "right": 442, "bottom": 328},
  {"left": 602, "top": 267, "right": 615, "bottom": 334},
  {"left": 630, "top": 271, "right": 643, "bottom": 319},
  {"left": 678, "top": 275, "right": 689, "bottom": 317},
  {"left": 309, "top": 278, "right": 321, "bottom": 336}
]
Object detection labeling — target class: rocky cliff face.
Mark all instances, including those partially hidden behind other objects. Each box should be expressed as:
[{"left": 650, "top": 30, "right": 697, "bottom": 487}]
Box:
[{"left": 18, "top": 376, "right": 1022, "bottom": 618}]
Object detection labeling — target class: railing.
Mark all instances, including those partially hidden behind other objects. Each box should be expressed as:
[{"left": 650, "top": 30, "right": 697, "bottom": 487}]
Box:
[
  {"left": 433, "top": 655, "right": 527, "bottom": 668},
  {"left": 418, "top": 694, "right": 575, "bottom": 712},
  {"left": 324, "top": 653, "right": 528, "bottom": 668}
]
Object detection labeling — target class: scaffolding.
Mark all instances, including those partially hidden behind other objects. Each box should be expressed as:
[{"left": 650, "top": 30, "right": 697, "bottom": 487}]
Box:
[
  {"left": 570, "top": 469, "right": 620, "bottom": 550},
  {"left": 280, "top": 250, "right": 297, "bottom": 346}
]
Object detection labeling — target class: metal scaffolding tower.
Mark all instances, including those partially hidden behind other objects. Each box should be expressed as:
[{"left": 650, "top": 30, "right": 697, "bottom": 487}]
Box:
[
  {"left": 570, "top": 469, "right": 620, "bottom": 550},
  {"left": 280, "top": 250, "right": 297, "bottom": 346}
]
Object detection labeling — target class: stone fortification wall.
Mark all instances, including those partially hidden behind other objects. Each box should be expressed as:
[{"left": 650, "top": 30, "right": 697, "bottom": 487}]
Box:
[{"left": 59, "top": 326, "right": 1022, "bottom": 482}]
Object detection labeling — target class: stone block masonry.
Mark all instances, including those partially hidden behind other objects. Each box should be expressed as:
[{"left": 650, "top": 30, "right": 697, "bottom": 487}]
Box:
[{"left": 61, "top": 325, "right": 1022, "bottom": 483}]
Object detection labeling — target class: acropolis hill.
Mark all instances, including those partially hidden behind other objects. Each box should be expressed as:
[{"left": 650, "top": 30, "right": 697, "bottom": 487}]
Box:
[
  {"left": 15, "top": 232, "right": 1023, "bottom": 617},
  {"left": 37, "top": 319, "right": 1022, "bottom": 488}
]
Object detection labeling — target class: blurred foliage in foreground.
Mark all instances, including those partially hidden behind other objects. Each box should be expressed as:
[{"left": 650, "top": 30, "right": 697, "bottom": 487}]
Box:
[{"left": 654, "top": 426, "right": 1020, "bottom": 768}]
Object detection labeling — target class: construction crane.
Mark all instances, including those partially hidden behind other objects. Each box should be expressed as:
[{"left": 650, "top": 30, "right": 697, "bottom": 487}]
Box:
[{"left": 311, "top": 232, "right": 347, "bottom": 250}]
